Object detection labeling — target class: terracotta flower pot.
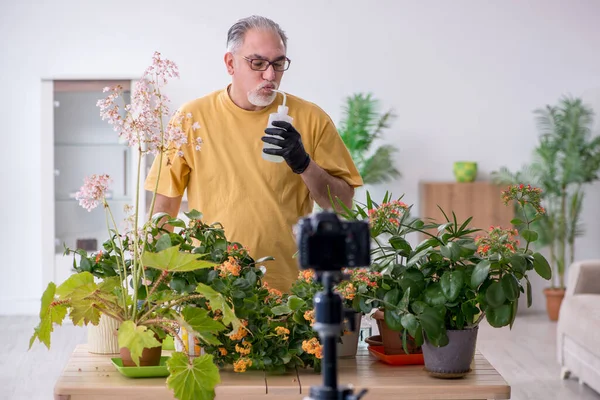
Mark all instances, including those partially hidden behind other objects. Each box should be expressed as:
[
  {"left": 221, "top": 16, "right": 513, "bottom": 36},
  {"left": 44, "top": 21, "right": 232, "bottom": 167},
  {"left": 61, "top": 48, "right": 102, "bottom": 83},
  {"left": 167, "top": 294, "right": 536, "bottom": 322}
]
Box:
[
  {"left": 544, "top": 287, "right": 566, "bottom": 321},
  {"left": 372, "top": 309, "right": 421, "bottom": 355},
  {"left": 119, "top": 333, "right": 163, "bottom": 367}
]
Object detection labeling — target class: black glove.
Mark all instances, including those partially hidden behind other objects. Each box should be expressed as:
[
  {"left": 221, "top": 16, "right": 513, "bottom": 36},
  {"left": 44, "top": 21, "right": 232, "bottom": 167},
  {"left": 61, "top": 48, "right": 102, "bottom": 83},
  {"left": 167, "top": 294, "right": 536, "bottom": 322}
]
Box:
[{"left": 262, "top": 121, "right": 311, "bottom": 174}]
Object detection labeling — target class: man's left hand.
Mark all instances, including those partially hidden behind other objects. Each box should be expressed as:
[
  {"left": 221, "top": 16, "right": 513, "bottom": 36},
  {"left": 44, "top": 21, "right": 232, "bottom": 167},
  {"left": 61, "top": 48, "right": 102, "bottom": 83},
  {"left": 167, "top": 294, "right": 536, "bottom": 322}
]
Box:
[{"left": 262, "top": 121, "right": 311, "bottom": 174}]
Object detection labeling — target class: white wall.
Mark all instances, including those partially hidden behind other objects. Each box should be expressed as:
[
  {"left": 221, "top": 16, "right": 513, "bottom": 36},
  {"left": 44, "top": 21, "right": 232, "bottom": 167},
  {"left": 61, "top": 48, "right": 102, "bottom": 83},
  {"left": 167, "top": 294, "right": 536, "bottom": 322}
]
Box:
[{"left": 2, "top": 0, "right": 600, "bottom": 314}]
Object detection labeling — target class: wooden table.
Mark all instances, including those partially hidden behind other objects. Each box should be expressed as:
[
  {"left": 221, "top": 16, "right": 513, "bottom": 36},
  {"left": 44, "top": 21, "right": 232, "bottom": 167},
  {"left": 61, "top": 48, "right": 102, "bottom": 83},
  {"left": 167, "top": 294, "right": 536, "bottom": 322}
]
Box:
[{"left": 54, "top": 344, "right": 510, "bottom": 399}]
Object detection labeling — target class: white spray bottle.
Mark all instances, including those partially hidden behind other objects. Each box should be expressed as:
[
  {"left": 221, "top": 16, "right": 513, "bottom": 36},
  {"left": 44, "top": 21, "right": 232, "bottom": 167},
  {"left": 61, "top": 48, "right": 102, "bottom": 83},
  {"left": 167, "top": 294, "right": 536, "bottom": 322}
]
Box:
[{"left": 262, "top": 90, "right": 293, "bottom": 163}]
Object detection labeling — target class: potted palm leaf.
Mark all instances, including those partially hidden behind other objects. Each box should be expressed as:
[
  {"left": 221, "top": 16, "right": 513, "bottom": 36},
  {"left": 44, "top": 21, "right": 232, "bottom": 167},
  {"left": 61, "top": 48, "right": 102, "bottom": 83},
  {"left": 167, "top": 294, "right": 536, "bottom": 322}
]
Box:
[
  {"left": 492, "top": 96, "right": 600, "bottom": 320},
  {"left": 337, "top": 93, "right": 401, "bottom": 185}
]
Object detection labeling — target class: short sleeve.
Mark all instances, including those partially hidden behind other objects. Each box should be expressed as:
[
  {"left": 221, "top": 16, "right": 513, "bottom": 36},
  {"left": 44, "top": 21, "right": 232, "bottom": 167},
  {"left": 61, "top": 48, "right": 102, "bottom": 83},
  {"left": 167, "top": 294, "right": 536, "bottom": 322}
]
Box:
[
  {"left": 311, "top": 116, "right": 364, "bottom": 188},
  {"left": 143, "top": 113, "right": 192, "bottom": 197}
]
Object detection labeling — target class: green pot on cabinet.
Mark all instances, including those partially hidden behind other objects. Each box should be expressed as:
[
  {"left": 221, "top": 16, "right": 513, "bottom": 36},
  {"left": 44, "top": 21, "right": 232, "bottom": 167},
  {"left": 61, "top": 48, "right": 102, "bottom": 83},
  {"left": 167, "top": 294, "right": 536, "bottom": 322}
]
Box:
[{"left": 453, "top": 161, "right": 478, "bottom": 182}]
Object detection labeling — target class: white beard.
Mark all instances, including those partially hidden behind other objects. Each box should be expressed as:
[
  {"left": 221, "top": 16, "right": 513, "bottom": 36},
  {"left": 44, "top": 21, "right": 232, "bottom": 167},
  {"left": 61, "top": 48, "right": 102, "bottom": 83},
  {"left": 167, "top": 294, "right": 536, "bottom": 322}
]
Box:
[{"left": 247, "top": 88, "right": 277, "bottom": 107}]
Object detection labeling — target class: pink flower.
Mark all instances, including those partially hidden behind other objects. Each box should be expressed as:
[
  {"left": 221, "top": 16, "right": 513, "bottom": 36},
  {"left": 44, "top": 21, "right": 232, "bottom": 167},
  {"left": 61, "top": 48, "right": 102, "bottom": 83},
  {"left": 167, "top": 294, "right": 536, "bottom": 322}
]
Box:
[
  {"left": 96, "top": 51, "right": 201, "bottom": 157},
  {"left": 75, "top": 174, "right": 111, "bottom": 212}
]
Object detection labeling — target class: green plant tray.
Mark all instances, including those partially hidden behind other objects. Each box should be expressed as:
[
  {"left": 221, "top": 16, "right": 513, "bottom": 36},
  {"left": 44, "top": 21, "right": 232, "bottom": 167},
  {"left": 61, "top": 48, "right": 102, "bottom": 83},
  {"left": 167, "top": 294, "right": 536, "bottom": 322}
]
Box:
[{"left": 111, "top": 356, "right": 171, "bottom": 378}]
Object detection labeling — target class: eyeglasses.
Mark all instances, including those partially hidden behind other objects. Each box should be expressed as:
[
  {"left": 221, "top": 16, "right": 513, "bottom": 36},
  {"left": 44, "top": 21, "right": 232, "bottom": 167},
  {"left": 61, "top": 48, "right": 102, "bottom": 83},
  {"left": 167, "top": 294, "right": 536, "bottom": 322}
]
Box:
[{"left": 243, "top": 56, "right": 291, "bottom": 72}]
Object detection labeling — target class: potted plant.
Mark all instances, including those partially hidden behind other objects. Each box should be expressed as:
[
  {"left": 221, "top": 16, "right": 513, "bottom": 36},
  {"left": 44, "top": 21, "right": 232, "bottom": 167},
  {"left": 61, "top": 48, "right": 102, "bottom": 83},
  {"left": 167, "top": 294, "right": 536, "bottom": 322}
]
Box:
[
  {"left": 377, "top": 184, "right": 552, "bottom": 377},
  {"left": 287, "top": 267, "right": 381, "bottom": 358},
  {"left": 492, "top": 96, "right": 600, "bottom": 320},
  {"left": 332, "top": 191, "right": 431, "bottom": 356},
  {"left": 28, "top": 52, "right": 246, "bottom": 400},
  {"left": 337, "top": 93, "right": 401, "bottom": 186},
  {"left": 199, "top": 268, "right": 324, "bottom": 389}
]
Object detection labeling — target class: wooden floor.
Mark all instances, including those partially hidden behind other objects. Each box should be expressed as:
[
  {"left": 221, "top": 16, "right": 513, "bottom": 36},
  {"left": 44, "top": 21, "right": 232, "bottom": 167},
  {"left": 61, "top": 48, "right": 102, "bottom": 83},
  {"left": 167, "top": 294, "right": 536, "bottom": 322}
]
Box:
[{"left": 3, "top": 312, "right": 599, "bottom": 400}]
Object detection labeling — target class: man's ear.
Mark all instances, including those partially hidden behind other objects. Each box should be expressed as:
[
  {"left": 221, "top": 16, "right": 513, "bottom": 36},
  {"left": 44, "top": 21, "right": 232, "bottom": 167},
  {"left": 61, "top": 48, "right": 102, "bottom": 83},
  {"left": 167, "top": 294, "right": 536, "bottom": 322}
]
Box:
[{"left": 224, "top": 52, "right": 234, "bottom": 76}]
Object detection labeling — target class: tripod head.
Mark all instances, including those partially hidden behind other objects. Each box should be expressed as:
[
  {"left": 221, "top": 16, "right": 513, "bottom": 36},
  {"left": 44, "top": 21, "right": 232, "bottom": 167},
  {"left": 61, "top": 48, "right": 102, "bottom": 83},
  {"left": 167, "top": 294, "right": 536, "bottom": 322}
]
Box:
[{"left": 295, "top": 211, "right": 371, "bottom": 400}]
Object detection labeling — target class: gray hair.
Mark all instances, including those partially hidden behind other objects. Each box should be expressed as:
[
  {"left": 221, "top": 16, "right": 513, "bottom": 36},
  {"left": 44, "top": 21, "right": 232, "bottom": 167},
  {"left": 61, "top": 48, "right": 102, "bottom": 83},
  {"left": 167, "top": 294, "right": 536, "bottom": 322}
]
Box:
[{"left": 226, "top": 15, "right": 288, "bottom": 53}]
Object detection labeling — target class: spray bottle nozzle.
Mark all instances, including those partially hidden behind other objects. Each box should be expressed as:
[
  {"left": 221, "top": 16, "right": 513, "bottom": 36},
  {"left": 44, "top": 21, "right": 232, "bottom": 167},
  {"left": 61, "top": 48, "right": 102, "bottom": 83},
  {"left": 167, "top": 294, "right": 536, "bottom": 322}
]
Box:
[{"left": 271, "top": 89, "right": 286, "bottom": 107}]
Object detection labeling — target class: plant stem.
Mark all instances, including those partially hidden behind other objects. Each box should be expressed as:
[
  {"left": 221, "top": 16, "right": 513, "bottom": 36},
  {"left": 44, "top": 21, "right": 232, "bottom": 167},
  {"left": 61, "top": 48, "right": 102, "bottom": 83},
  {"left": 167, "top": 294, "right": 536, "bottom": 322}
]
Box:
[
  {"left": 104, "top": 200, "right": 129, "bottom": 319},
  {"left": 139, "top": 294, "right": 205, "bottom": 322},
  {"left": 558, "top": 185, "right": 567, "bottom": 289},
  {"left": 148, "top": 86, "right": 167, "bottom": 220},
  {"left": 131, "top": 144, "right": 147, "bottom": 321},
  {"left": 92, "top": 304, "right": 124, "bottom": 323},
  {"left": 90, "top": 294, "right": 124, "bottom": 318},
  {"left": 156, "top": 322, "right": 191, "bottom": 360},
  {"left": 145, "top": 271, "right": 169, "bottom": 304},
  {"left": 466, "top": 311, "right": 486, "bottom": 328},
  {"left": 264, "top": 370, "right": 269, "bottom": 394},
  {"left": 295, "top": 366, "right": 302, "bottom": 394}
]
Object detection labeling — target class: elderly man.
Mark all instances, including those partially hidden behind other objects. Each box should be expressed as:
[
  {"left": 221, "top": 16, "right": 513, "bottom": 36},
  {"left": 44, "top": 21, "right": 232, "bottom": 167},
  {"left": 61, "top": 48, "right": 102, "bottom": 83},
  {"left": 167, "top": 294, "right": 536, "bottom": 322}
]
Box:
[{"left": 144, "top": 15, "right": 362, "bottom": 291}]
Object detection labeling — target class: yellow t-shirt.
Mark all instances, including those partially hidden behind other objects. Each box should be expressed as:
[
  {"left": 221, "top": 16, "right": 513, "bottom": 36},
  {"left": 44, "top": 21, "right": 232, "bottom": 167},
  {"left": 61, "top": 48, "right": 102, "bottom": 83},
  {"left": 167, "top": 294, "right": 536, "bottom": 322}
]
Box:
[{"left": 144, "top": 85, "right": 363, "bottom": 291}]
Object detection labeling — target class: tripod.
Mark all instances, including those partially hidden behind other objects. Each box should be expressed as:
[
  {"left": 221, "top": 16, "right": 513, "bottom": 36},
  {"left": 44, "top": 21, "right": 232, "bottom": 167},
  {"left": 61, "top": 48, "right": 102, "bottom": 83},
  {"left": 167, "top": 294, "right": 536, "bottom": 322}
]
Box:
[{"left": 305, "top": 271, "right": 368, "bottom": 400}]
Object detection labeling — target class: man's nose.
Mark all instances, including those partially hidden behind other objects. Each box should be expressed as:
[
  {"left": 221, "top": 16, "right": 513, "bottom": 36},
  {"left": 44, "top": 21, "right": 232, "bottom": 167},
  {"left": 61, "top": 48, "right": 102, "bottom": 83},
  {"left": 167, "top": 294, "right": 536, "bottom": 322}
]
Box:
[{"left": 262, "top": 64, "right": 276, "bottom": 80}]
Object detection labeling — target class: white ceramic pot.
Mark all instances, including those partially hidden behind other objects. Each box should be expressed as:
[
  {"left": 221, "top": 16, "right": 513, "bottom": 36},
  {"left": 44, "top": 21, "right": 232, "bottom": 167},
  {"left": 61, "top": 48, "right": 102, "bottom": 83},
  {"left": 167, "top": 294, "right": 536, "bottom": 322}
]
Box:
[
  {"left": 338, "top": 313, "right": 363, "bottom": 358},
  {"left": 87, "top": 314, "right": 120, "bottom": 354}
]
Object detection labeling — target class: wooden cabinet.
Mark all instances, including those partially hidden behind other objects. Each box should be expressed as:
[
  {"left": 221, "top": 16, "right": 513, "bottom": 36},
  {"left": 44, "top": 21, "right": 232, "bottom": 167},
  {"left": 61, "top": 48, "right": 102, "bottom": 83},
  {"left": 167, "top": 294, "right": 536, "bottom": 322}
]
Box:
[{"left": 418, "top": 182, "right": 514, "bottom": 239}]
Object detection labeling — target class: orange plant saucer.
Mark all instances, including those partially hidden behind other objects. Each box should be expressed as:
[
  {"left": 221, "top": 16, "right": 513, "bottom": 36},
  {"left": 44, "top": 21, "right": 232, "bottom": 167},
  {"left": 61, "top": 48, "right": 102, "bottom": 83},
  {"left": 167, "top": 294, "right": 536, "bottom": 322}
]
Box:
[{"left": 368, "top": 346, "right": 425, "bottom": 366}]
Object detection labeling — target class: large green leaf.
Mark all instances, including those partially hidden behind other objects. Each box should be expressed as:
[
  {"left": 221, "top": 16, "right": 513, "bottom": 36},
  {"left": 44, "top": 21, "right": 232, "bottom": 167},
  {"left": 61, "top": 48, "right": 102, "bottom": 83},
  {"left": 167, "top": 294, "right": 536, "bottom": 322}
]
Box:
[
  {"left": 117, "top": 321, "right": 162, "bottom": 367},
  {"left": 486, "top": 304, "right": 512, "bottom": 327},
  {"left": 142, "top": 245, "right": 218, "bottom": 272},
  {"left": 471, "top": 260, "right": 491, "bottom": 288},
  {"left": 69, "top": 298, "right": 102, "bottom": 326},
  {"left": 440, "top": 242, "right": 461, "bottom": 261},
  {"left": 501, "top": 274, "right": 520, "bottom": 301},
  {"left": 423, "top": 283, "right": 446, "bottom": 306},
  {"left": 383, "top": 308, "right": 403, "bottom": 331},
  {"left": 417, "top": 307, "right": 445, "bottom": 343},
  {"left": 389, "top": 236, "right": 412, "bottom": 256},
  {"left": 532, "top": 252, "right": 552, "bottom": 280},
  {"left": 271, "top": 305, "right": 292, "bottom": 315},
  {"left": 486, "top": 281, "right": 506, "bottom": 308},
  {"left": 400, "top": 313, "right": 418, "bottom": 337},
  {"left": 509, "top": 254, "right": 528, "bottom": 275},
  {"left": 383, "top": 288, "right": 400, "bottom": 308},
  {"left": 56, "top": 272, "right": 95, "bottom": 298},
  {"left": 440, "top": 270, "right": 465, "bottom": 302},
  {"left": 180, "top": 307, "right": 226, "bottom": 346},
  {"left": 521, "top": 229, "right": 539, "bottom": 243},
  {"left": 166, "top": 352, "right": 220, "bottom": 400},
  {"left": 287, "top": 296, "right": 306, "bottom": 311},
  {"left": 29, "top": 282, "right": 68, "bottom": 349},
  {"left": 195, "top": 283, "right": 242, "bottom": 334}
]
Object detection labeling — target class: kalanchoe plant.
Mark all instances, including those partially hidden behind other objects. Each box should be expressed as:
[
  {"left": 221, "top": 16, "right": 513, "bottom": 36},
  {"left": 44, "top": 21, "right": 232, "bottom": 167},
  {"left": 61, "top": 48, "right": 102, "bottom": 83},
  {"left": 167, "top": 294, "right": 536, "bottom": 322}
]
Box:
[
  {"left": 29, "top": 52, "right": 242, "bottom": 400},
  {"left": 376, "top": 184, "right": 552, "bottom": 352},
  {"left": 201, "top": 269, "right": 324, "bottom": 382},
  {"left": 160, "top": 217, "right": 324, "bottom": 383}
]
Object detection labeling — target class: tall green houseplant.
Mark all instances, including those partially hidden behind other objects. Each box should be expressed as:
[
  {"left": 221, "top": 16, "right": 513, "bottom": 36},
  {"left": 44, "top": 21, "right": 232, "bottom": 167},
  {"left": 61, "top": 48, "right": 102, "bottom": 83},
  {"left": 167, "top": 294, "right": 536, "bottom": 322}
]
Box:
[
  {"left": 493, "top": 96, "right": 600, "bottom": 290},
  {"left": 338, "top": 93, "right": 401, "bottom": 185}
]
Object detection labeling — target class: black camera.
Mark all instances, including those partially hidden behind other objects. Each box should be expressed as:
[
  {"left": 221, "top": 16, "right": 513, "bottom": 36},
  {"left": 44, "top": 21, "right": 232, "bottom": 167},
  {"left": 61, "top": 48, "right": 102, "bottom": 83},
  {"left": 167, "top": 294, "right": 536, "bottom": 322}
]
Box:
[{"left": 296, "top": 210, "right": 371, "bottom": 271}]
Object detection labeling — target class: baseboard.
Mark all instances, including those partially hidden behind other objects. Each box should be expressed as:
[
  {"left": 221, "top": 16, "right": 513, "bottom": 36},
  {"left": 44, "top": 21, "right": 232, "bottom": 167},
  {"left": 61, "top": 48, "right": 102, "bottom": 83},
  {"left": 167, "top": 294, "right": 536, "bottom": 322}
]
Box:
[{"left": 0, "top": 297, "right": 40, "bottom": 315}]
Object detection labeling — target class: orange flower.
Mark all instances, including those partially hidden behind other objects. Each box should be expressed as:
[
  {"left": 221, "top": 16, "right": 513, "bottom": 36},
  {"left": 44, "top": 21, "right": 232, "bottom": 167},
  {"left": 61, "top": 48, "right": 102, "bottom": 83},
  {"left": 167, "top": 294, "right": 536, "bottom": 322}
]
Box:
[
  {"left": 266, "top": 287, "right": 283, "bottom": 304},
  {"left": 304, "top": 310, "right": 316, "bottom": 326},
  {"left": 218, "top": 347, "right": 228, "bottom": 356},
  {"left": 302, "top": 337, "right": 323, "bottom": 359},
  {"left": 229, "top": 320, "right": 249, "bottom": 341},
  {"left": 233, "top": 357, "right": 253, "bottom": 372},
  {"left": 275, "top": 326, "right": 290, "bottom": 340},
  {"left": 235, "top": 341, "right": 252, "bottom": 356},
  {"left": 300, "top": 270, "right": 314, "bottom": 283},
  {"left": 216, "top": 256, "right": 241, "bottom": 277}
]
